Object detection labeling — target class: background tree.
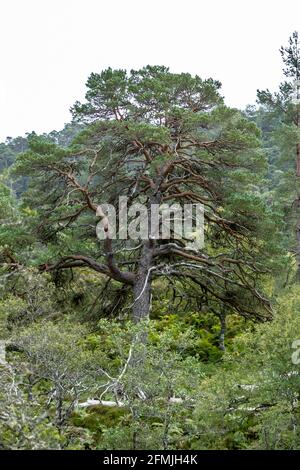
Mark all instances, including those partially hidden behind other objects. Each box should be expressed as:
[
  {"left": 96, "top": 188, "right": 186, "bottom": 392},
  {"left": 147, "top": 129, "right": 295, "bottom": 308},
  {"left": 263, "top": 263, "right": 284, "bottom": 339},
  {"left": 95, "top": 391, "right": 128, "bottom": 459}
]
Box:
[{"left": 257, "top": 31, "right": 300, "bottom": 277}]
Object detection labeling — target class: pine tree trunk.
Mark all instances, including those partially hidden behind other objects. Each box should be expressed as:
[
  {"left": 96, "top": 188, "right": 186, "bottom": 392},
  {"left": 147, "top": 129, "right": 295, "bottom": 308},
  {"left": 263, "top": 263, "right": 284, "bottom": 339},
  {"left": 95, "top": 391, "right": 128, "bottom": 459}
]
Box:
[
  {"left": 296, "top": 132, "right": 300, "bottom": 278},
  {"left": 296, "top": 143, "right": 300, "bottom": 177},
  {"left": 132, "top": 189, "right": 162, "bottom": 323},
  {"left": 296, "top": 215, "right": 300, "bottom": 280},
  {"left": 296, "top": 83, "right": 300, "bottom": 278},
  {"left": 132, "top": 240, "right": 153, "bottom": 322},
  {"left": 219, "top": 311, "right": 226, "bottom": 351}
]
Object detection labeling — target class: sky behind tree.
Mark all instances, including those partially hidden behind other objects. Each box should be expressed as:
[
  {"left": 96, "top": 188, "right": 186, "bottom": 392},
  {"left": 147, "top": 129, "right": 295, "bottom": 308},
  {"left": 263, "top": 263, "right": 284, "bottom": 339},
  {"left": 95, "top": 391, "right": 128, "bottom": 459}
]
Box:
[{"left": 0, "top": 0, "right": 299, "bottom": 141}]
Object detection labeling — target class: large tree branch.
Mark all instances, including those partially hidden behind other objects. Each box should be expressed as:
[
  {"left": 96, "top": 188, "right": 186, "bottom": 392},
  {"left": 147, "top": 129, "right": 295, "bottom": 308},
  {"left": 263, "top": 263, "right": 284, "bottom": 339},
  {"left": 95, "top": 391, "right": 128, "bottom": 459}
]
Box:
[{"left": 44, "top": 255, "right": 135, "bottom": 285}]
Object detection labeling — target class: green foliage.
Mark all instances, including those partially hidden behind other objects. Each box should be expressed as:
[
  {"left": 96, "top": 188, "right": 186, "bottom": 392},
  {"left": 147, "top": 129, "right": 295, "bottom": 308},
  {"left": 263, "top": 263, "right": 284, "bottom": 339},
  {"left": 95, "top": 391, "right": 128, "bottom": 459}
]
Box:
[
  {"left": 1, "top": 47, "right": 300, "bottom": 450},
  {"left": 193, "top": 286, "right": 300, "bottom": 449},
  {"left": 0, "top": 269, "right": 57, "bottom": 328},
  {"left": 0, "top": 364, "right": 63, "bottom": 449}
]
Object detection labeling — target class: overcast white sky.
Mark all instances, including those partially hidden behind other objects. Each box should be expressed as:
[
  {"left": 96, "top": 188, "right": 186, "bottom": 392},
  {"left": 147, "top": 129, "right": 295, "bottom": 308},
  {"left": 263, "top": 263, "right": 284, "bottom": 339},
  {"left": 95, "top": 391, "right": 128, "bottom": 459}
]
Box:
[{"left": 0, "top": 0, "right": 299, "bottom": 141}]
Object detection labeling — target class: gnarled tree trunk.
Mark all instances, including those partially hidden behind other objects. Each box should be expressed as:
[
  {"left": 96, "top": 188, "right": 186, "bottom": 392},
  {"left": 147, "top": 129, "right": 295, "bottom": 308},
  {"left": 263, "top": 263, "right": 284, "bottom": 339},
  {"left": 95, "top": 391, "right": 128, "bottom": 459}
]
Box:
[{"left": 132, "top": 240, "right": 154, "bottom": 322}]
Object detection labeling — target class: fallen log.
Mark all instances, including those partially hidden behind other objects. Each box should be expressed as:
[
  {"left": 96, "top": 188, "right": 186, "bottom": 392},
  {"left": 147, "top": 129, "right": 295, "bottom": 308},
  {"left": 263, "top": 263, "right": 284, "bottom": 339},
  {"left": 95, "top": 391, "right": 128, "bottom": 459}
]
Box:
[{"left": 77, "top": 396, "right": 184, "bottom": 409}]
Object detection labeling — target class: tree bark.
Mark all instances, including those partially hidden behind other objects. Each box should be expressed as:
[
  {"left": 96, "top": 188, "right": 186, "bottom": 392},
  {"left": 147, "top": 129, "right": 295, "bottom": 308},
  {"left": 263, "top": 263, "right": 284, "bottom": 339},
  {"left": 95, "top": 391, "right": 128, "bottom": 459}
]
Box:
[
  {"left": 296, "top": 126, "right": 300, "bottom": 278},
  {"left": 132, "top": 187, "right": 163, "bottom": 322},
  {"left": 296, "top": 143, "right": 300, "bottom": 177},
  {"left": 296, "top": 217, "right": 300, "bottom": 280},
  {"left": 219, "top": 311, "right": 226, "bottom": 351},
  {"left": 132, "top": 240, "right": 154, "bottom": 322}
]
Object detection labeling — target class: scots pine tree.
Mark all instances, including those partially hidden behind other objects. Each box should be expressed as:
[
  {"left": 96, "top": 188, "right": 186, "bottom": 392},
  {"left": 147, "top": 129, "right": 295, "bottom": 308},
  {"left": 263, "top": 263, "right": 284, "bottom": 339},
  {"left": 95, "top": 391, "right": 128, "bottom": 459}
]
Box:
[
  {"left": 257, "top": 31, "right": 300, "bottom": 277},
  {"left": 13, "top": 66, "right": 278, "bottom": 322}
]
